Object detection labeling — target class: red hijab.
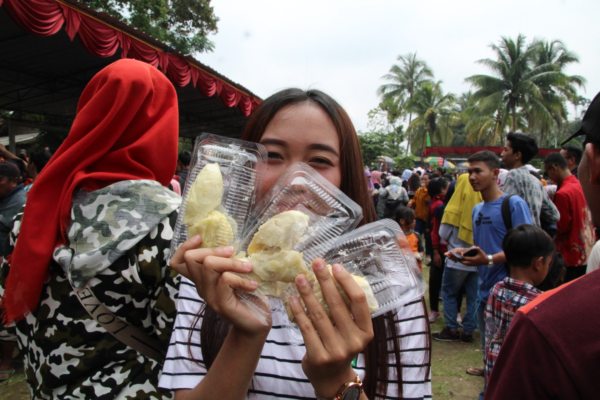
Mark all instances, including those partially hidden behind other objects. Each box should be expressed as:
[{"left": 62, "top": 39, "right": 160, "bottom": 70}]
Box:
[{"left": 3, "top": 58, "right": 179, "bottom": 323}]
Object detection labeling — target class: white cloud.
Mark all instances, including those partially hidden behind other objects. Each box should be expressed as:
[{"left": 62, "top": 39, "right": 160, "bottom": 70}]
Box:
[{"left": 199, "top": 0, "right": 600, "bottom": 132}]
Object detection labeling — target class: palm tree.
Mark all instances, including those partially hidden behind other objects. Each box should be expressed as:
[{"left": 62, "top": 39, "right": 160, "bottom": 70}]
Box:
[
  {"left": 408, "top": 81, "right": 455, "bottom": 154},
  {"left": 527, "top": 39, "right": 585, "bottom": 146},
  {"left": 453, "top": 92, "right": 497, "bottom": 145},
  {"left": 465, "top": 34, "right": 565, "bottom": 136},
  {"left": 378, "top": 53, "right": 433, "bottom": 152}
]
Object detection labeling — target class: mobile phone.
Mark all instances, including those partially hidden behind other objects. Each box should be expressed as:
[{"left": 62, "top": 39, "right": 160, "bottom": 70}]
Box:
[{"left": 463, "top": 247, "right": 479, "bottom": 258}]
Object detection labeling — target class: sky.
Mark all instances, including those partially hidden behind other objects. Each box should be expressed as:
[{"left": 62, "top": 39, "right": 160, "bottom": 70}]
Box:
[{"left": 198, "top": 0, "right": 600, "bottom": 132}]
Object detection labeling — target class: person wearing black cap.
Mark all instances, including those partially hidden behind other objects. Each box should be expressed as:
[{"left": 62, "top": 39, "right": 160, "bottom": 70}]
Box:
[
  {"left": 486, "top": 91, "right": 600, "bottom": 398},
  {"left": 0, "top": 162, "right": 26, "bottom": 257}
]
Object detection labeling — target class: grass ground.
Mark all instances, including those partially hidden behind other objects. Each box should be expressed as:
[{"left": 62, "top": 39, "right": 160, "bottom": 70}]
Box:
[
  {"left": 0, "top": 265, "right": 484, "bottom": 399},
  {"left": 426, "top": 265, "right": 483, "bottom": 400}
]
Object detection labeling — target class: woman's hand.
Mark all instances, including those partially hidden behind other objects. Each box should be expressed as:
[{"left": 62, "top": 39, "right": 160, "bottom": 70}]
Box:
[
  {"left": 170, "top": 235, "right": 272, "bottom": 336},
  {"left": 289, "top": 259, "right": 374, "bottom": 399}
]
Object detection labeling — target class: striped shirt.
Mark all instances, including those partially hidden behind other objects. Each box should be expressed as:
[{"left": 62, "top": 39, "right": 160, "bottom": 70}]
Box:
[{"left": 159, "top": 277, "right": 432, "bottom": 399}]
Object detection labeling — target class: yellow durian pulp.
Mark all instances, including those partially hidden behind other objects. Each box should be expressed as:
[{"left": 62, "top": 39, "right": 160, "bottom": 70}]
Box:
[
  {"left": 183, "top": 163, "right": 235, "bottom": 247},
  {"left": 247, "top": 210, "right": 310, "bottom": 254},
  {"left": 188, "top": 210, "right": 236, "bottom": 248},
  {"left": 184, "top": 163, "right": 224, "bottom": 224}
]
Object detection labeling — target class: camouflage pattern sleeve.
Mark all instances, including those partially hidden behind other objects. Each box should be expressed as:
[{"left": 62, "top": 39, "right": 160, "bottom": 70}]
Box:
[{"left": 137, "top": 210, "right": 180, "bottom": 348}]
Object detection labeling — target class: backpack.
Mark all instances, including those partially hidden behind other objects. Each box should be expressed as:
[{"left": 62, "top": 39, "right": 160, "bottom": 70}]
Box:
[
  {"left": 502, "top": 194, "right": 555, "bottom": 237},
  {"left": 384, "top": 197, "right": 403, "bottom": 218},
  {"left": 501, "top": 194, "right": 514, "bottom": 232}
]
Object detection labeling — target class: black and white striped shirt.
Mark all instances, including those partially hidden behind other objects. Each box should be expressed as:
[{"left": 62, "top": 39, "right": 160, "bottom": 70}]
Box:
[{"left": 159, "top": 277, "right": 432, "bottom": 399}]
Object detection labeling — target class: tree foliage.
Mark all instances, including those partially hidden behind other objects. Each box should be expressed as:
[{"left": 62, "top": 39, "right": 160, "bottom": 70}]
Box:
[
  {"left": 374, "top": 34, "right": 586, "bottom": 156},
  {"left": 465, "top": 35, "right": 584, "bottom": 146},
  {"left": 81, "top": 0, "right": 218, "bottom": 54},
  {"left": 378, "top": 53, "right": 433, "bottom": 152},
  {"left": 358, "top": 130, "right": 390, "bottom": 168},
  {"left": 408, "top": 81, "right": 456, "bottom": 154}
]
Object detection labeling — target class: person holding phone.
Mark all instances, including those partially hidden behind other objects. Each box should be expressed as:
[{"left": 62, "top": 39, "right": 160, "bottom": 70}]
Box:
[
  {"left": 434, "top": 173, "right": 482, "bottom": 343},
  {"left": 446, "top": 151, "right": 532, "bottom": 388}
]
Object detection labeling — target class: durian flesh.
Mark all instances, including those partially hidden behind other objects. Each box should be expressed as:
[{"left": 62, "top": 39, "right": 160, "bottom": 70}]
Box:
[
  {"left": 183, "top": 163, "right": 236, "bottom": 247},
  {"left": 188, "top": 210, "right": 235, "bottom": 248},
  {"left": 247, "top": 210, "right": 310, "bottom": 254},
  {"left": 241, "top": 209, "right": 379, "bottom": 318}
]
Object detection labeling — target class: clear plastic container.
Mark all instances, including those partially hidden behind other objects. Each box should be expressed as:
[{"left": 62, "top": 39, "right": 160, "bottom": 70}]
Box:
[
  {"left": 170, "top": 133, "right": 267, "bottom": 256},
  {"left": 323, "top": 219, "right": 425, "bottom": 317},
  {"left": 240, "top": 163, "right": 364, "bottom": 264},
  {"left": 235, "top": 163, "right": 363, "bottom": 325}
]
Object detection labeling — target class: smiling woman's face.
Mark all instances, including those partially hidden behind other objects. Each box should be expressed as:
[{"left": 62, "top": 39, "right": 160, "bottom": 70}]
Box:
[{"left": 257, "top": 102, "right": 342, "bottom": 198}]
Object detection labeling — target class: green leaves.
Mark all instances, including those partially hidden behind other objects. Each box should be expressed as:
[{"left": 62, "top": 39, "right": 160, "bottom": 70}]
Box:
[
  {"left": 80, "top": 0, "right": 218, "bottom": 54},
  {"left": 466, "top": 34, "right": 584, "bottom": 146}
]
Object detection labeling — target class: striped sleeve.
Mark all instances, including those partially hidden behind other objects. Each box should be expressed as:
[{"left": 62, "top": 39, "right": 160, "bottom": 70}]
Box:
[{"left": 159, "top": 277, "right": 207, "bottom": 390}]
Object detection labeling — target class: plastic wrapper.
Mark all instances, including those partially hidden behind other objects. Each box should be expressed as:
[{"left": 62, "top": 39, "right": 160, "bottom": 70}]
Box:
[
  {"left": 235, "top": 163, "right": 363, "bottom": 325},
  {"left": 170, "top": 133, "right": 266, "bottom": 256},
  {"left": 240, "top": 163, "right": 363, "bottom": 262},
  {"left": 323, "top": 219, "right": 425, "bottom": 317}
]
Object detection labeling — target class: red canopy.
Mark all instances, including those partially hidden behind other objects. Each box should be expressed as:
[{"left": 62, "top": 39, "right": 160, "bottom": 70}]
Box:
[{"left": 0, "top": 0, "right": 260, "bottom": 117}]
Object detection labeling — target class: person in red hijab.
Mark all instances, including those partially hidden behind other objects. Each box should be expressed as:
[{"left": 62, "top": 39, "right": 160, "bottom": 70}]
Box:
[{"left": 0, "top": 58, "right": 181, "bottom": 398}]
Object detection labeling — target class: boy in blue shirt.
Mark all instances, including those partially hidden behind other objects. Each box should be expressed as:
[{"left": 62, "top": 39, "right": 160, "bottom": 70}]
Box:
[{"left": 447, "top": 150, "right": 532, "bottom": 383}]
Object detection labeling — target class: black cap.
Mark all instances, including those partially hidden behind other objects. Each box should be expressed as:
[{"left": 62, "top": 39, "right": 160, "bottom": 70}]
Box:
[{"left": 562, "top": 91, "right": 600, "bottom": 145}]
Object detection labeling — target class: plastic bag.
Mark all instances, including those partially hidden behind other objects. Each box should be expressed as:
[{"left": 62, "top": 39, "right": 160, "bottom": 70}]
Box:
[
  {"left": 170, "top": 133, "right": 266, "bottom": 256},
  {"left": 323, "top": 219, "right": 425, "bottom": 317},
  {"left": 235, "top": 163, "right": 363, "bottom": 325}
]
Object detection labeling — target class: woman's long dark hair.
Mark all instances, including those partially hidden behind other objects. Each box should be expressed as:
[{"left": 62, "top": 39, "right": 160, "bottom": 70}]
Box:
[{"left": 199, "top": 88, "right": 428, "bottom": 398}]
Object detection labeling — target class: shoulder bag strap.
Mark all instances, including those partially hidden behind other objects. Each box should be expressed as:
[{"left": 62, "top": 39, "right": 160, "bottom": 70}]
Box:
[
  {"left": 501, "top": 194, "right": 514, "bottom": 232},
  {"left": 70, "top": 281, "right": 166, "bottom": 364}
]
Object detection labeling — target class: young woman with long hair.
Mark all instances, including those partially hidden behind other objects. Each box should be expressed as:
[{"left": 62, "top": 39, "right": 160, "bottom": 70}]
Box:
[{"left": 160, "top": 89, "right": 431, "bottom": 399}]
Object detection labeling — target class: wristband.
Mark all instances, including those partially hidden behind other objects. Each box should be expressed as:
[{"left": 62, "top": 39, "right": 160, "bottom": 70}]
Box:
[{"left": 487, "top": 254, "right": 494, "bottom": 266}]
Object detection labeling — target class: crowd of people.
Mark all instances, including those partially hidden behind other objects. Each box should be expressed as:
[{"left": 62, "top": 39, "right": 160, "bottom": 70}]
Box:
[
  {"left": 366, "top": 97, "right": 599, "bottom": 398},
  {"left": 0, "top": 58, "right": 597, "bottom": 399}
]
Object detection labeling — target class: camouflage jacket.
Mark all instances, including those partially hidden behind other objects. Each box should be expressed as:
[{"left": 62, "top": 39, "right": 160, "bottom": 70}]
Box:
[{"left": 7, "top": 180, "right": 181, "bottom": 399}]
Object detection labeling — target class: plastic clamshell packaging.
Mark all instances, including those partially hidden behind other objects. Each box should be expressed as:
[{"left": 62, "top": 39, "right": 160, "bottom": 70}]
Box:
[
  {"left": 323, "top": 219, "right": 425, "bottom": 317},
  {"left": 241, "top": 163, "right": 364, "bottom": 263},
  {"left": 170, "top": 133, "right": 267, "bottom": 256},
  {"left": 235, "top": 163, "right": 363, "bottom": 329}
]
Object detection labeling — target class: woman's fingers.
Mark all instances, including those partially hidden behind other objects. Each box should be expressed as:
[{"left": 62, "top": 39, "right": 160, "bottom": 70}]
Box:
[
  {"left": 288, "top": 294, "right": 327, "bottom": 357},
  {"left": 220, "top": 271, "right": 259, "bottom": 292},
  {"left": 203, "top": 253, "right": 252, "bottom": 274},
  {"left": 311, "top": 261, "right": 356, "bottom": 331},
  {"left": 169, "top": 235, "right": 203, "bottom": 277},
  {"left": 294, "top": 266, "right": 339, "bottom": 347},
  {"left": 330, "top": 264, "right": 373, "bottom": 337}
]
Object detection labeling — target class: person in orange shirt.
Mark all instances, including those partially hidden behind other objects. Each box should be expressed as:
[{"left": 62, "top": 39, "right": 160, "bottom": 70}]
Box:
[
  {"left": 394, "top": 206, "right": 423, "bottom": 271},
  {"left": 409, "top": 173, "right": 432, "bottom": 259}
]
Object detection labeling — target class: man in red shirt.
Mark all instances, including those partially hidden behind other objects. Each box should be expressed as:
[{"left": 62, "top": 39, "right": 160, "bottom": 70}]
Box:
[
  {"left": 544, "top": 152, "right": 595, "bottom": 282},
  {"left": 486, "top": 91, "right": 600, "bottom": 399}
]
